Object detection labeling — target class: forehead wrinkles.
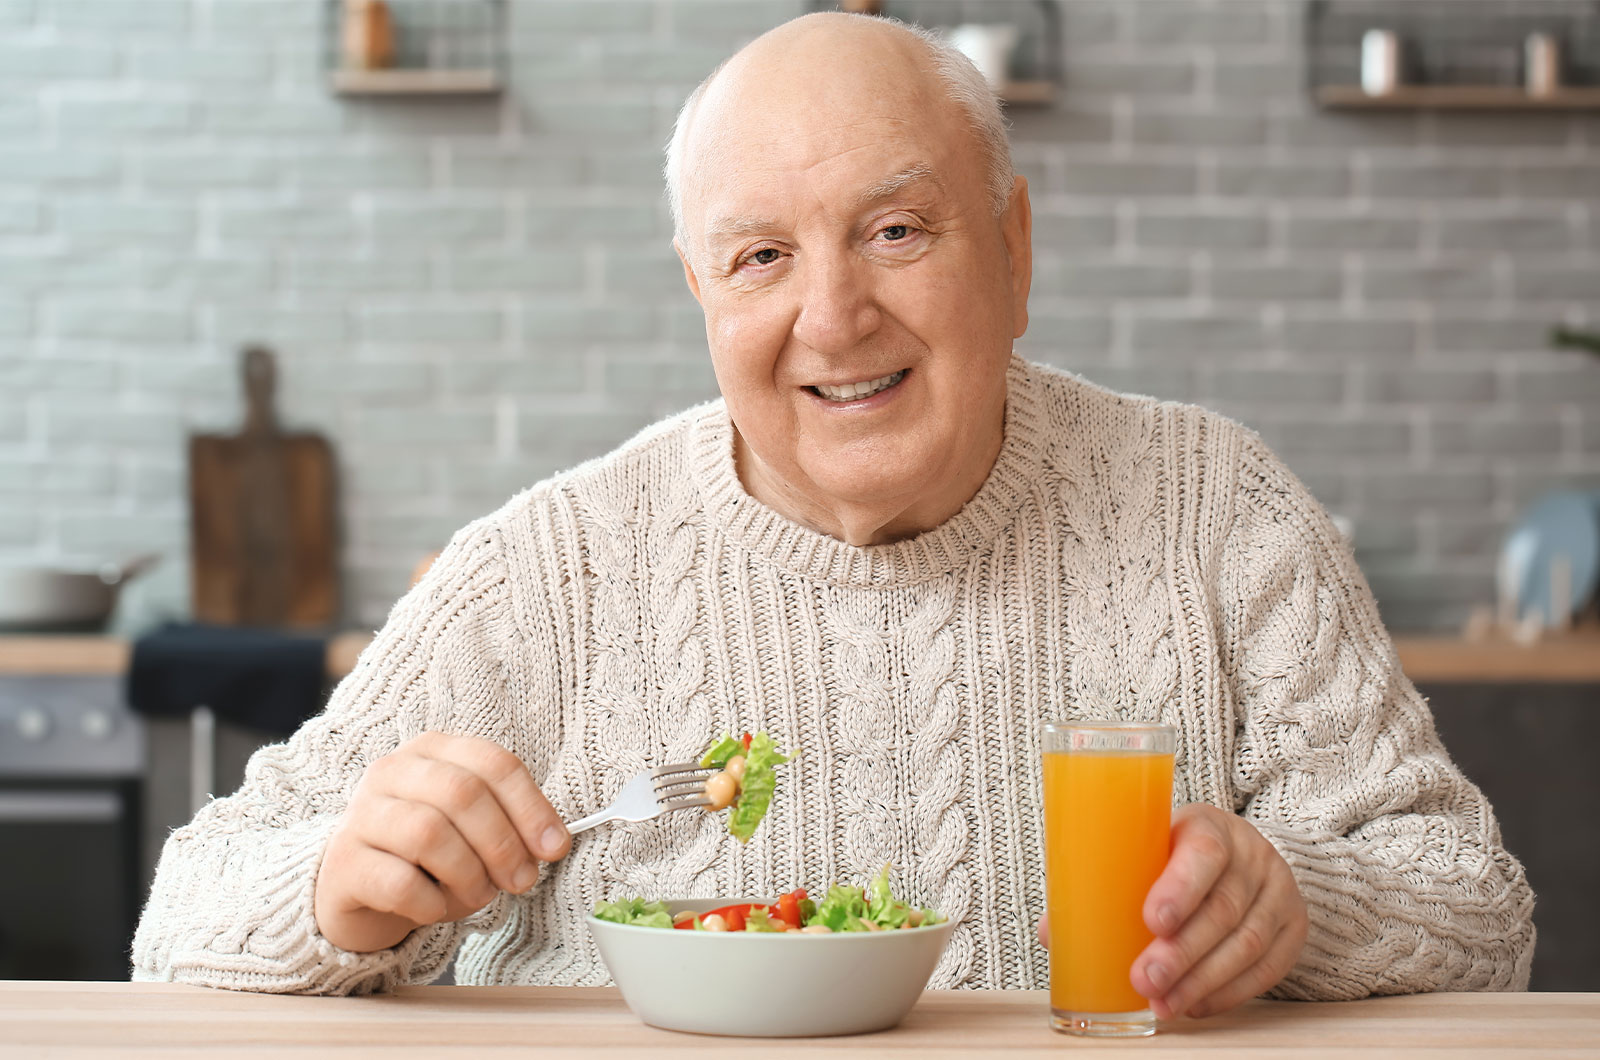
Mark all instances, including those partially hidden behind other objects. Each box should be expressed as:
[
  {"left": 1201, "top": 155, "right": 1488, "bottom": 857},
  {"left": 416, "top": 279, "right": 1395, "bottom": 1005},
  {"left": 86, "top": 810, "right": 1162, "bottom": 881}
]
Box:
[{"left": 689, "top": 115, "right": 949, "bottom": 239}]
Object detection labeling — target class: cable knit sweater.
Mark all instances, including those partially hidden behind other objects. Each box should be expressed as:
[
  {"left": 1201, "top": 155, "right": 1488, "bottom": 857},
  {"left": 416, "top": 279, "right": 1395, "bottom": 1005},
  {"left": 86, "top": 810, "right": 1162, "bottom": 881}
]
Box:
[{"left": 132, "top": 356, "right": 1535, "bottom": 997}]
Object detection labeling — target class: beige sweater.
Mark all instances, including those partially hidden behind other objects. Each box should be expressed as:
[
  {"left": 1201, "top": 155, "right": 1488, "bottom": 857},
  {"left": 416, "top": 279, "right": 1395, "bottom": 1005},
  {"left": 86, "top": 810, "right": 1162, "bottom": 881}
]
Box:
[{"left": 132, "top": 356, "right": 1535, "bottom": 997}]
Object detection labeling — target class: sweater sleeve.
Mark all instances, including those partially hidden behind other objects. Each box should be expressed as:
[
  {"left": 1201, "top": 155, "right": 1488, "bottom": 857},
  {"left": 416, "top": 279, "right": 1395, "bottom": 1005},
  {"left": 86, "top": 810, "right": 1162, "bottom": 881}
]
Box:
[
  {"left": 1217, "top": 433, "right": 1535, "bottom": 1000},
  {"left": 131, "top": 518, "right": 522, "bottom": 995}
]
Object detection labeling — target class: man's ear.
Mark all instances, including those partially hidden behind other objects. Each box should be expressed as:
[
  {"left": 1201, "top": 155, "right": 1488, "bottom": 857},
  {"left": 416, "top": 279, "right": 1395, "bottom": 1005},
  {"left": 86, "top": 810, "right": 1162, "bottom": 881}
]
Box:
[
  {"left": 674, "top": 239, "right": 704, "bottom": 306},
  {"left": 1001, "top": 175, "right": 1032, "bottom": 340}
]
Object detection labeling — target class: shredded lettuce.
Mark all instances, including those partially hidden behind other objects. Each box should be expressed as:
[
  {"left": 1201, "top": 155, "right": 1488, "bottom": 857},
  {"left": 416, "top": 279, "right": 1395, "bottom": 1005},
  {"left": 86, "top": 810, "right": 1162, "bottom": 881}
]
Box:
[
  {"left": 592, "top": 897, "right": 674, "bottom": 930},
  {"left": 700, "top": 734, "right": 743, "bottom": 769},
  {"left": 742, "top": 906, "right": 783, "bottom": 932},
  {"left": 810, "top": 883, "right": 868, "bottom": 932},
  {"left": 867, "top": 865, "right": 912, "bottom": 929},
  {"left": 808, "top": 865, "right": 942, "bottom": 932}
]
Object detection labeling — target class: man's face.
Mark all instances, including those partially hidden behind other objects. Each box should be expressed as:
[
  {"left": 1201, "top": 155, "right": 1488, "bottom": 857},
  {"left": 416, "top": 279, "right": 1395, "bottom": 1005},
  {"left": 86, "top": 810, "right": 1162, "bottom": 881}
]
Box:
[{"left": 676, "top": 35, "right": 1031, "bottom": 544}]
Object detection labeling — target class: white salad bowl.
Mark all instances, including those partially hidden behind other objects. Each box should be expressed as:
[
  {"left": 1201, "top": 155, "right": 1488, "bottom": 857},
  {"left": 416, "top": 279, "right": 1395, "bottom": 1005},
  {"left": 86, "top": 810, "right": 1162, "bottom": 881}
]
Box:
[{"left": 586, "top": 896, "right": 957, "bottom": 1037}]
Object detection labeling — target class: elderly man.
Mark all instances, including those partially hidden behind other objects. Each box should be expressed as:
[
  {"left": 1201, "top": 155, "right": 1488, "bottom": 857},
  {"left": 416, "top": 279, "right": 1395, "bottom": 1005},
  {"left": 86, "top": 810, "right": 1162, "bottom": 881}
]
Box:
[{"left": 133, "top": 13, "right": 1534, "bottom": 1017}]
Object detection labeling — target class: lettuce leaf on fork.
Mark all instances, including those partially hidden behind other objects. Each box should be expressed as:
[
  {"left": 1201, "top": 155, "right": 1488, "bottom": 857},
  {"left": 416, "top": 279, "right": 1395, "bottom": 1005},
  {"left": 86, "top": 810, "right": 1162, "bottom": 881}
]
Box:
[{"left": 700, "top": 731, "right": 792, "bottom": 843}]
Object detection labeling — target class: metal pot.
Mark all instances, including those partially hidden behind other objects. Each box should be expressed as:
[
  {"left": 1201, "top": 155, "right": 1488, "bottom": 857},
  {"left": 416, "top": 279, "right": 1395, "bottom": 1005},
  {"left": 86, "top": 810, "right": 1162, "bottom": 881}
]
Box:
[{"left": 0, "top": 554, "right": 161, "bottom": 633}]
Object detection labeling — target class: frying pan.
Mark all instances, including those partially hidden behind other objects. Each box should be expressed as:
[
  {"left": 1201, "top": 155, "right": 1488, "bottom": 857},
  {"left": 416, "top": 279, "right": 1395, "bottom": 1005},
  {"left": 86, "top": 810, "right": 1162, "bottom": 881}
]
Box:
[{"left": 0, "top": 554, "right": 161, "bottom": 633}]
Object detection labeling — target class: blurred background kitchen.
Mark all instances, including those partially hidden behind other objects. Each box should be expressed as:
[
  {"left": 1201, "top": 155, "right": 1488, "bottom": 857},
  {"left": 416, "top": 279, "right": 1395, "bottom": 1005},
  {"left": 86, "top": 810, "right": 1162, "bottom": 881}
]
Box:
[{"left": 1, "top": 0, "right": 1596, "bottom": 992}]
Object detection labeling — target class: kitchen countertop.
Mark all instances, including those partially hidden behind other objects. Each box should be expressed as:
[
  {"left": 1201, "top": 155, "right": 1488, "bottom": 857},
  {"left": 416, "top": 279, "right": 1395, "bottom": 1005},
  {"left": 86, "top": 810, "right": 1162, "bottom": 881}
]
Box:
[
  {"left": 2, "top": 983, "right": 1594, "bottom": 1058},
  {"left": 3, "top": 628, "right": 1598, "bottom": 683},
  {"left": 1388, "top": 628, "right": 1600, "bottom": 684},
  {"left": 0, "top": 631, "right": 373, "bottom": 679}
]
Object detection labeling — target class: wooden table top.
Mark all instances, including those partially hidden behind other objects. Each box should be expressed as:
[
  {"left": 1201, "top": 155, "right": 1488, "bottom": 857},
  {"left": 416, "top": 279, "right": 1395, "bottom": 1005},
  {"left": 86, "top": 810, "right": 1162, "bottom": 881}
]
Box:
[{"left": 1, "top": 983, "right": 1595, "bottom": 1058}]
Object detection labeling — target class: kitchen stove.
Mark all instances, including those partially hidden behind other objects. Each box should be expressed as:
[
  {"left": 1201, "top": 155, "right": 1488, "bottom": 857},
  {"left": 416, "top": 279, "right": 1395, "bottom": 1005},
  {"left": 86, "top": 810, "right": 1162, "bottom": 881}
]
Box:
[
  {"left": 0, "top": 673, "right": 144, "bottom": 980},
  {"left": 0, "top": 676, "right": 144, "bottom": 778}
]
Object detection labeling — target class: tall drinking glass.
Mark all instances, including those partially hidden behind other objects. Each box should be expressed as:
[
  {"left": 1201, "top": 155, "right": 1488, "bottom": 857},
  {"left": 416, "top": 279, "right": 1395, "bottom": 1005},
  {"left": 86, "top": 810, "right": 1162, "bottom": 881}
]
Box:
[{"left": 1041, "top": 720, "right": 1176, "bottom": 1037}]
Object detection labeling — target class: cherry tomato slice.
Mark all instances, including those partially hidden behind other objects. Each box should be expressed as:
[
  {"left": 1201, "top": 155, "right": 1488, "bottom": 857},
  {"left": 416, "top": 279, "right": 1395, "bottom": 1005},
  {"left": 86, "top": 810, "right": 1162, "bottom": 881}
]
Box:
[
  {"left": 674, "top": 896, "right": 805, "bottom": 931},
  {"left": 740, "top": 732, "right": 752, "bottom": 752},
  {"left": 684, "top": 902, "right": 755, "bottom": 932}
]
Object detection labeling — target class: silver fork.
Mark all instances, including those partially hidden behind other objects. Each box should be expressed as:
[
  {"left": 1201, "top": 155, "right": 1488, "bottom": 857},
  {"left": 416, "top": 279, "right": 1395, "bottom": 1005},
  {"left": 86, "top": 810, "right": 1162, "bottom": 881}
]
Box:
[{"left": 566, "top": 753, "right": 716, "bottom": 834}]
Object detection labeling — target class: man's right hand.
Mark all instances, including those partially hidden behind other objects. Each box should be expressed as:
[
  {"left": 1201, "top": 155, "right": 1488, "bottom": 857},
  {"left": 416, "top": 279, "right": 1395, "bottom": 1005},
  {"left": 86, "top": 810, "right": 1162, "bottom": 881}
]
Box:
[{"left": 313, "top": 731, "right": 571, "bottom": 953}]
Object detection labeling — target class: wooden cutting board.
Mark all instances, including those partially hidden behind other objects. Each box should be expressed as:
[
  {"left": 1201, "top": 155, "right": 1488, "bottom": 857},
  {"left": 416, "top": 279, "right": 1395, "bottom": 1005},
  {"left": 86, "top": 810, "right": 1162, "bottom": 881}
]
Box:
[{"left": 189, "top": 346, "right": 339, "bottom": 629}]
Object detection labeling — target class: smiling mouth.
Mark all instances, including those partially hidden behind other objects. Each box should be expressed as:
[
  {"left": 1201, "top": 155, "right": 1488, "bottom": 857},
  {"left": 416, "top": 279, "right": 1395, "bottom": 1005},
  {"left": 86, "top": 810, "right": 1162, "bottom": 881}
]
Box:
[{"left": 807, "top": 370, "right": 907, "bottom": 403}]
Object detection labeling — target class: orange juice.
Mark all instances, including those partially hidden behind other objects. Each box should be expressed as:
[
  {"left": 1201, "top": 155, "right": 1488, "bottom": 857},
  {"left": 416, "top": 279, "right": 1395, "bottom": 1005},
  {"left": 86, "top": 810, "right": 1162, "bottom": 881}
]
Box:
[{"left": 1042, "top": 746, "right": 1173, "bottom": 1017}]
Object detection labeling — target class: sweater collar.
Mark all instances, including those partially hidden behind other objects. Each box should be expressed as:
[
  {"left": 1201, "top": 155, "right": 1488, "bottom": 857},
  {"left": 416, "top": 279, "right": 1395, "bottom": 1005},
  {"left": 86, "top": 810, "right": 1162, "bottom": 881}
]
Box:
[{"left": 689, "top": 354, "right": 1049, "bottom": 586}]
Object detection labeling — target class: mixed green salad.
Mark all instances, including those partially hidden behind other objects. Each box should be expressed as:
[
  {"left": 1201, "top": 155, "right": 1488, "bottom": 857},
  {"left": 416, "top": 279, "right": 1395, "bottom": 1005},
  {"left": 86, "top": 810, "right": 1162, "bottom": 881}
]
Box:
[
  {"left": 699, "top": 730, "right": 791, "bottom": 844},
  {"left": 593, "top": 865, "right": 944, "bottom": 934}
]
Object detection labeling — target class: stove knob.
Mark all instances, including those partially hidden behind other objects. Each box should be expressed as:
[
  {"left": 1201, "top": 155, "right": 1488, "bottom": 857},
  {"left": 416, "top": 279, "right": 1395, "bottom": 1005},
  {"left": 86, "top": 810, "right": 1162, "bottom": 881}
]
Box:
[
  {"left": 81, "top": 709, "right": 116, "bottom": 740},
  {"left": 16, "top": 708, "right": 51, "bottom": 742}
]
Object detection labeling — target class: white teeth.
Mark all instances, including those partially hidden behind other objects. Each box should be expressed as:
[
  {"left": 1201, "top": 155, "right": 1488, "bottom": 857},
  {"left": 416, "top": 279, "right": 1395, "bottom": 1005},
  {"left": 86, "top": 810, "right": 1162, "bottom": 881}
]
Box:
[{"left": 813, "top": 370, "right": 905, "bottom": 402}]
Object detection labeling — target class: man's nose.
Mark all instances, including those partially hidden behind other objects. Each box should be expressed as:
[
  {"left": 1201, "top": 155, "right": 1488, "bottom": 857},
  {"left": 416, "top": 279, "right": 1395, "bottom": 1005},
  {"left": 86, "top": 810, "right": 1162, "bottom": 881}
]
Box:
[{"left": 790, "top": 252, "right": 881, "bottom": 353}]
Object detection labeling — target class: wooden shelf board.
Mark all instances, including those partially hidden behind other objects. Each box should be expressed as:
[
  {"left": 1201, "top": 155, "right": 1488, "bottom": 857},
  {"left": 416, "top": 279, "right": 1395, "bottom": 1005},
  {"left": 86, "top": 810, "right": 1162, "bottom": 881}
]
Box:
[
  {"left": 330, "top": 69, "right": 501, "bottom": 96},
  {"left": 1317, "top": 84, "right": 1600, "bottom": 110}
]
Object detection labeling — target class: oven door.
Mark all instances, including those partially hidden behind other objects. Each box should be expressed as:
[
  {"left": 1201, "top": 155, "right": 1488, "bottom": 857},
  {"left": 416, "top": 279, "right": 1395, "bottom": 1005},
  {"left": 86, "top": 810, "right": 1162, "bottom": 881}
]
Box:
[{"left": 0, "top": 781, "right": 142, "bottom": 981}]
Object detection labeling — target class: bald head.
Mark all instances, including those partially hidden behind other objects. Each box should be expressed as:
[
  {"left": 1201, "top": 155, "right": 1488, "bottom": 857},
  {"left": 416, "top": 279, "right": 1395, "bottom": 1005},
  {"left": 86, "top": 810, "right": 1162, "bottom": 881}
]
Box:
[{"left": 665, "top": 12, "right": 1013, "bottom": 253}]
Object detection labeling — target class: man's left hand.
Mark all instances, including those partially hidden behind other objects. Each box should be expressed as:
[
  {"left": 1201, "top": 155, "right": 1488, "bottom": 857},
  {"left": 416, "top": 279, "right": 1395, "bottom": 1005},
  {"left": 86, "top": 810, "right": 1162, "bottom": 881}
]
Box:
[{"left": 1130, "top": 803, "right": 1308, "bottom": 1019}]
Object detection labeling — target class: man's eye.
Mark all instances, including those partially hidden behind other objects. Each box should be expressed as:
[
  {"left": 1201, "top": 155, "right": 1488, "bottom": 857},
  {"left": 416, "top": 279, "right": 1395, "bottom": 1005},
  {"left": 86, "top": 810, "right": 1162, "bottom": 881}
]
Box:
[
  {"left": 748, "top": 248, "right": 781, "bottom": 266},
  {"left": 880, "top": 224, "right": 911, "bottom": 241}
]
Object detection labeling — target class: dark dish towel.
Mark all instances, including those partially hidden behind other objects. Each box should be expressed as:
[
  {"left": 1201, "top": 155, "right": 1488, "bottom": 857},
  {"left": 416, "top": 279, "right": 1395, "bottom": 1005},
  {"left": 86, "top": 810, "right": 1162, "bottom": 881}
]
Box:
[{"left": 126, "top": 622, "right": 328, "bottom": 736}]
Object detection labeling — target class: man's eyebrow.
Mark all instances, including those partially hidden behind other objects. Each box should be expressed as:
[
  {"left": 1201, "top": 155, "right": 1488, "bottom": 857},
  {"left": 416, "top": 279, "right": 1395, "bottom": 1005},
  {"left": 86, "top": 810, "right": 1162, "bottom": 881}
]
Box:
[
  {"left": 849, "top": 162, "right": 942, "bottom": 211},
  {"left": 704, "top": 216, "right": 782, "bottom": 245},
  {"left": 702, "top": 163, "right": 944, "bottom": 248}
]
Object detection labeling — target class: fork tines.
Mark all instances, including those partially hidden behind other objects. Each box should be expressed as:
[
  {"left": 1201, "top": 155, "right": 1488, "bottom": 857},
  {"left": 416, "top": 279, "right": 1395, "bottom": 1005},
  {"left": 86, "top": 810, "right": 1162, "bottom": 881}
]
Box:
[
  {"left": 652, "top": 761, "right": 714, "bottom": 807},
  {"left": 649, "top": 758, "right": 710, "bottom": 779}
]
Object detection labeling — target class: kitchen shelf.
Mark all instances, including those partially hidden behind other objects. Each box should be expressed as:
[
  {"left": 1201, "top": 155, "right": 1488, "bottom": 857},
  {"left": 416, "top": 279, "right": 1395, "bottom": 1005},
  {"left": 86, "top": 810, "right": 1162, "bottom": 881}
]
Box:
[
  {"left": 1317, "top": 83, "right": 1600, "bottom": 109},
  {"left": 324, "top": 0, "right": 504, "bottom": 99},
  {"left": 330, "top": 68, "right": 500, "bottom": 96},
  {"left": 808, "top": 1, "right": 1062, "bottom": 107},
  {"left": 1306, "top": 0, "right": 1600, "bottom": 112}
]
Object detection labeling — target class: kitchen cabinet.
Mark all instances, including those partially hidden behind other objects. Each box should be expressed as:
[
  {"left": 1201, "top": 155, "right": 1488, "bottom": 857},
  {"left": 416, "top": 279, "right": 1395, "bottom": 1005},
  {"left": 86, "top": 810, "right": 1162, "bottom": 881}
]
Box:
[{"left": 1424, "top": 681, "right": 1599, "bottom": 992}]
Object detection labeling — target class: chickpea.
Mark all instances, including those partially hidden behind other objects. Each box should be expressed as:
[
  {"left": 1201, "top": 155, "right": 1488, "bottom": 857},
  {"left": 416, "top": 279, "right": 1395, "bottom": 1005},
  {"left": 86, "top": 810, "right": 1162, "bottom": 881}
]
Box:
[
  {"left": 704, "top": 770, "right": 738, "bottom": 810},
  {"left": 907, "top": 908, "right": 924, "bottom": 927},
  {"left": 700, "top": 913, "right": 728, "bottom": 932},
  {"left": 725, "top": 754, "right": 747, "bottom": 784},
  {"left": 672, "top": 910, "right": 698, "bottom": 926}
]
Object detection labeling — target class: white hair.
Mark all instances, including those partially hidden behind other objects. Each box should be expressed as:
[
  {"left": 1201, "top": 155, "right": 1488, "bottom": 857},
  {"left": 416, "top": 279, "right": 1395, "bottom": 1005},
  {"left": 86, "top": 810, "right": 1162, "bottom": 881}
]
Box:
[{"left": 664, "top": 14, "right": 1015, "bottom": 249}]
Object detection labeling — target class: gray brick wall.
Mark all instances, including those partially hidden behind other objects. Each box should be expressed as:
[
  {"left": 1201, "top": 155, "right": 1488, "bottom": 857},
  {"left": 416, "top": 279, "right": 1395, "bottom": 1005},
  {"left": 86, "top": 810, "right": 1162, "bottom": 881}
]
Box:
[{"left": 2, "top": 0, "right": 1597, "bottom": 633}]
